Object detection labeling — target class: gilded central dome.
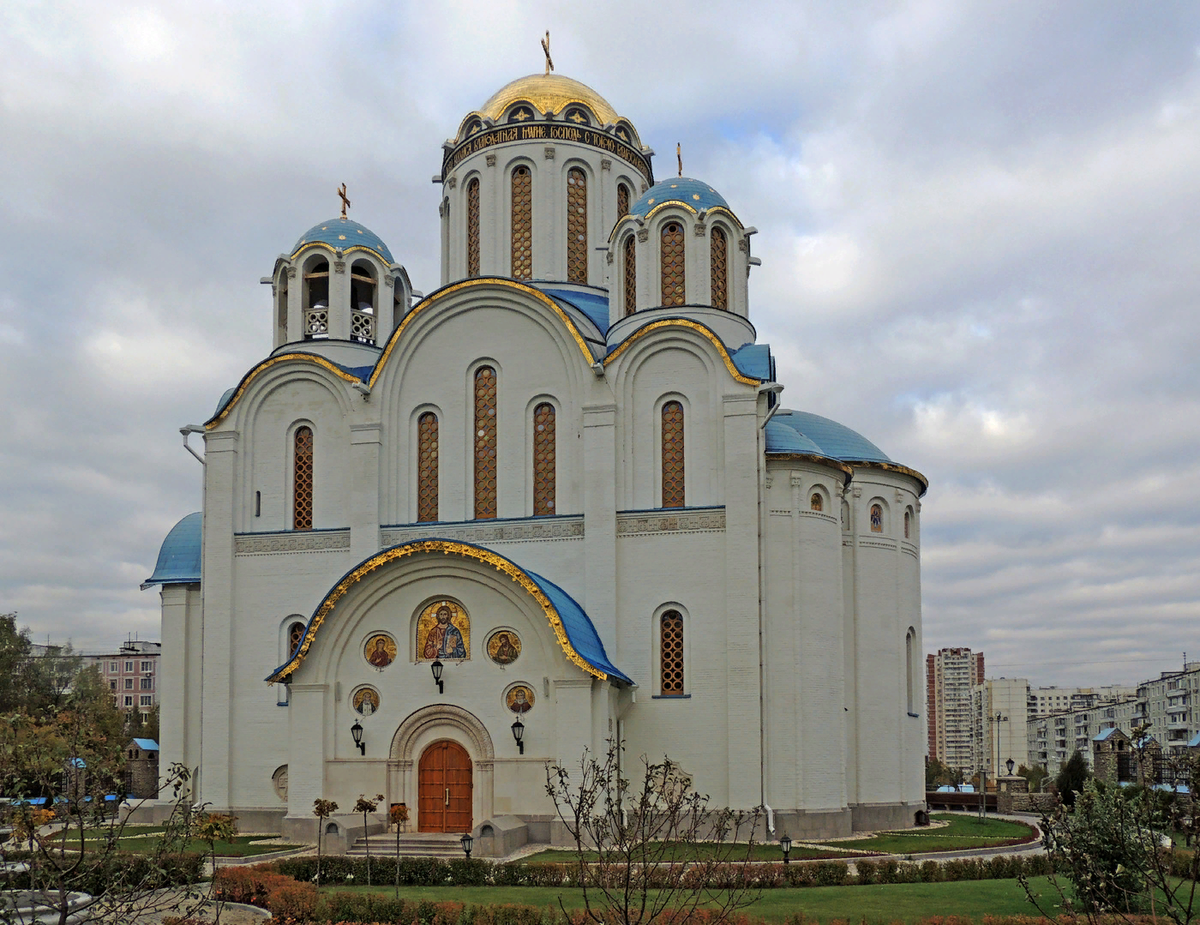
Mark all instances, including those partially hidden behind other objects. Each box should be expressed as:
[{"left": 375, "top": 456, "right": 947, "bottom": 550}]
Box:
[{"left": 480, "top": 73, "right": 619, "bottom": 124}]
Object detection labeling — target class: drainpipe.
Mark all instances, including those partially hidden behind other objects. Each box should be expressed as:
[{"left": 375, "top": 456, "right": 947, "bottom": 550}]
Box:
[
  {"left": 757, "top": 382, "right": 784, "bottom": 834},
  {"left": 180, "top": 425, "right": 206, "bottom": 465}
]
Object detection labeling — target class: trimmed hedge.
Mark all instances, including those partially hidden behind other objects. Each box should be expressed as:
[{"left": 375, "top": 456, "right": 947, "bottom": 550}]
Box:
[{"left": 5, "top": 850, "right": 205, "bottom": 895}]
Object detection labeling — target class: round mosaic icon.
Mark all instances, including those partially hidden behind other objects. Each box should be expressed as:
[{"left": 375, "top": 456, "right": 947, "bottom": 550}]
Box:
[
  {"left": 506, "top": 684, "right": 534, "bottom": 714},
  {"left": 364, "top": 633, "right": 397, "bottom": 669},
  {"left": 417, "top": 600, "right": 469, "bottom": 660},
  {"left": 352, "top": 686, "right": 380, "bottom": 717},
  {"left": 486, "top": 630, "right": 521, "bottom": 665}
]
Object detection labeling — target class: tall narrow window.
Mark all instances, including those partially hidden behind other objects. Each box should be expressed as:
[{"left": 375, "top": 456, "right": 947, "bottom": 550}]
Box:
[
  {"left": 567, "top": 168, "right": 587, "bottom": 283},
  {"left": 870, "top": 503, "right": 883, "bottom": 533},
  {"left": 350, "top": 261, "right": 376, "bottom": 345},
  {"left": 810, "top": 492, "right": 823, "bottom": 512},
  {"left": 466, "top": 178, "right": 481, "bottom": 278},
  {"left": 904, "top": 509, "right": 911, "bottom": 539},
  {"left": 288, "top": 622, "right": 305, "bottom": 657},
  {"left": 710, "top": 227, "right": 728, "bottom": 309},
  {"left": 293, "top": 426, "right": 313, "bottom": 530},
  {"left": 417, "top": 412, "right": 439, "bottom": 523},
  {"left": 661, "top": 401, "right": 685, "bottom": 508},
  {"left": 304, "top": 260, "right": 329, "bottom": 339},
  {"left": 905, "top": 629, "right": 916, "bottom": 713},
  {"left": 511, "top": 167, "right": 532, "bottom": 279},
  {"left": 474, "top": 367, "right": 498, "bottom": 518},
  {"left": 623, "top": 234, "right": 637, "bottom": 316},
  {"left": 660, "top": 611, "right": 684, "bottom": 695},
  {"left": 617, "top": 183, "right": 630, "bottom": 219},
  {"left": 661, "top": 222, "right": 685, "bottom": 306},
  {"left": 532, "top": 403, "right": 556, "bottom": 516}
]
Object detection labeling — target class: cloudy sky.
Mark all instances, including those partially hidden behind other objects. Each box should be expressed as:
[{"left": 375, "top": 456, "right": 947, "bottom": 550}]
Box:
[{"left": 2, "top": 1, "right": 1198, "bottom": 689}]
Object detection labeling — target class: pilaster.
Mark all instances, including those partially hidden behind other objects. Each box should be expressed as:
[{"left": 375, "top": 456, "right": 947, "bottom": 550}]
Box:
[
  {"left": 349, "top": 423, "right": 382, "bottom": 561},
  {"left": 582, "top": 402, "right": 617, "bottom": 651}
]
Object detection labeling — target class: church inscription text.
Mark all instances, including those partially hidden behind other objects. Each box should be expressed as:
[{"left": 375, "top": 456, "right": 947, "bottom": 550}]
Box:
[{"left": 444, "top": 124, "right": 651, "bottom": 181}]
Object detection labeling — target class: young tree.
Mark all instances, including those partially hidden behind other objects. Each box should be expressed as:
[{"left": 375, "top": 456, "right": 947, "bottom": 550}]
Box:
[
  {"left": 1055, "top": 750, "right": 1090, "bottom": 808},
  {"left": 312, "top": 798, "right": 338, "bottom": 886},
  {"left": 352, "top": 793, "right": 383, "bottom": 885},
  {"left": 546, "top": 739, "right": 763, "bottom": 925},
  {"left": 389, "top": 803, "right": 409, "bottom": 898}
]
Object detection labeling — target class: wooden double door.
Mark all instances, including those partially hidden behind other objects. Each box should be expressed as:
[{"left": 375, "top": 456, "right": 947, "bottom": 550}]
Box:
[{"left": 418, "top": 740, "right": 473, "bottom": 832}]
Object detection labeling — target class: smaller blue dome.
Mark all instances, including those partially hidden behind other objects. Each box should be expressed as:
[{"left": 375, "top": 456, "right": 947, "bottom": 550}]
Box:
[
  {"left": 291, "top": 218, "right": 394, "bottom": 264},
  {"left": 776, "top": 410, "right": 892, "bottom": 463},
  {"left": 143, "top": 512, "right": 202, "bottom": 587},
  {"left": 630, "top": 177, "right": 732, "bottom": 219}
]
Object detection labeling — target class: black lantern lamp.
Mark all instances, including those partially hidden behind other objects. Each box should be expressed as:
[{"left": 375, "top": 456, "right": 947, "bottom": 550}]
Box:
[
  {"left": 1006, "top": 757, "right": 1015, "bottom": 776},
  {"left": 779, "top": 833, "right": 792, "bottom": 865},
  {"left": 431, "top": 659, "right": 444, "bottom": 694},
  {"left": 461, "top": 832, "right": 474, "bottom": 858},
  {"left": 511, "top": 717, "right": 525, "bottom": 755},
  {"left": 351, "top": 720, "right": 365, "bottom": 756}
]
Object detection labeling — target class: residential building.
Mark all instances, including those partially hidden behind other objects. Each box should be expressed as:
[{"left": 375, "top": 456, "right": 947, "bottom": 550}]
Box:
[
  {"left": 927, "top": 647, "right": 984, "bottom": 771},
  {"left": 1027, "top": 697, "right": 1141, "bottom": 777},
  {"left": 1133, "top": 662, "right": 1200, "bottom": 755},
  {"left": 970, "top": 677, "right": 1031, "bottom": 778},
  {"left": 81, "top": 639, "right": 161, "bottom": 721},
  {"left": 1030, "top": 685, "right": 1136, "bottom": 717}
]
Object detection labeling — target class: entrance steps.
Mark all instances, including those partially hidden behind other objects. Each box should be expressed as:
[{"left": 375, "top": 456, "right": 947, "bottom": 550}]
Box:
[{"left": 347, "top": 831, "right": 467, "bottom": 859}]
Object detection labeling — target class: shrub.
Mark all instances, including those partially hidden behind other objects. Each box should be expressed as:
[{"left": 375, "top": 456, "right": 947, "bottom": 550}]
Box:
[
  {"left": 811, "top": 860, "right": 850, "bottom": 886},
  {"left": 449, "top": 857, "right": 492, "bottom": 885},
  {"left": 267, "top": 880, "right": 318, "bottom": 923}
]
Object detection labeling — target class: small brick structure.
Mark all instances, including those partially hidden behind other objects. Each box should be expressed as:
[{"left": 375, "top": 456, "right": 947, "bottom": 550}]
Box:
[{"left": 124, "top": 738, "right": 159, "bottom": 799}]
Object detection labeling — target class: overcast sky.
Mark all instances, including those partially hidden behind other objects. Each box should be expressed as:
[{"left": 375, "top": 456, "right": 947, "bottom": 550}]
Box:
[{"left": 2, "top": 1, "right": 1198, "bottom": 689}]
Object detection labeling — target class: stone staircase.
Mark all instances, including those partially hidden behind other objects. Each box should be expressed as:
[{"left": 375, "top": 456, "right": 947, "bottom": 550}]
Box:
[{"left": 347, "top": 831, "right": 467, "bottom": 859}]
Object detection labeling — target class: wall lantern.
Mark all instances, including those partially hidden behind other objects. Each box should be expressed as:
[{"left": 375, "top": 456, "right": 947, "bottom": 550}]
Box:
[
  {"left": 460, "top": 832, "right": 474, "bottom": 858},
  {"left": 779, "top": 833, "right": 792, "bottom": 865},
  {"left": 1006, "top": 757, "right": 1015, "bottom": 776},
  {"left": 511, "top": 717, "right": 525, "bottom": 755},
  {"left": 351, "top": 720, "right": 365, "bottom": 756},
  {"left": 431, "top": 659, "right": 444, "bottom": 694}
]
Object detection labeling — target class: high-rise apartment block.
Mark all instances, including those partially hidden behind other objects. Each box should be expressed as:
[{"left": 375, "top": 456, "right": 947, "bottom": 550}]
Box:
[{"left": 926, "top": 647, "right": 985, "bottom": 771}]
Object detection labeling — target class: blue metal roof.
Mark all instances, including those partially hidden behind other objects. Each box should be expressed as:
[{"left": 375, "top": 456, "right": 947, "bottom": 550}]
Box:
[
  {"left": 1189, "top": 731, "right": 1200, "bottom": 748},
  {"left": 132, "top": 738, "right": 159, "bottom": 751},
  {"left": 525, "top": 570, "right": 632, "bottom": 685},
  {"left": 765, "top": 419, "right": 824, "bottom": 455},
  {"left": 144, "top": 512, "right": 202, "bottom": 586},
  {"left": 292, "top": 218, "right": 394, "bottom": 264},
  {"left": 730, "top": 343, "right": 770, "bottom": 379},
  {"left": 1093, "top": 727, "right": 1121, "bottom": 741},
  {"left": 213, "top": 387, "right": 236, "bottom": 418},
  {"left": 774, "top": 410, "right": 892, "bottom": 463},
  {"left": 630, "top": 177, "right": 731, "bottom": 219},
  {"left": 539, "top": 287, "right": 610, "bottom": 332}
]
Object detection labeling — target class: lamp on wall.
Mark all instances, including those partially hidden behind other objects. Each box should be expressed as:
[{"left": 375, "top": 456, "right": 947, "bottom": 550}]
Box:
[
  {"left": 351, "top": 720, "right": 365, "bottom": 755},
  {"left": 1006, "top": 757, "right": 1015, "bottom": 776},
  {"left": 511, "top": 717, "right": 525, "bottom": 755},
  {"left": 431, "top": 659, "right": 444, "bottom": 694},
  {"left": 779, "top": 833, "right": 792, "bottom": 865},
  {"left": 460, "top": 832, "right": 473, "bottom": 858}
]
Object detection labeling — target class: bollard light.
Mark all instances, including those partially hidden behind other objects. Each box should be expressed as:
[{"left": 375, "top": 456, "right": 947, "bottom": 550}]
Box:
[
  {"left": 780, "top": 833, "right": 792, "bottom": 865},
  {"left": 1006, "top": 757, "right": 1015, "bottom": 776},
  {"left": 461, "top": 832, "right": 474, "bottom": 858}
]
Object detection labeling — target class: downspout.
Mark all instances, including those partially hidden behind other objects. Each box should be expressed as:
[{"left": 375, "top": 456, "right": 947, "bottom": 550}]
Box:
[
  {"left": 180, "top": 425, "right": 206, "bottom": 465},
  {"left": 757, "top": 382, "right": 784, "bottom": 834}
]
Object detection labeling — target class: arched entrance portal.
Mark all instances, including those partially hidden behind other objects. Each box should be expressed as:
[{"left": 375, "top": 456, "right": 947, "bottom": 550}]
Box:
[{"left": 418, "top": 741, "right": 473, "bottom": 832}]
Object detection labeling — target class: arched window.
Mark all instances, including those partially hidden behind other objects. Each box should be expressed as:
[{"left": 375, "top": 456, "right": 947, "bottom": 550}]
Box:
[
  {"left": 304, "top": 260, "right": 329, "bottom": 339},
  {"left": 511, "top": 167, "right": 532, "bottom": 279},
  {"left": 870, "top": 503, "right": 883, "bottom": 533},
  {"left": 810, "top": 492, "right": 823, "bottom": 512},
  {"left": 466, "top": 178, "right": 481, "bottom": 278},
  {"left": 617, "top": 183, "right": 630, "bottom": 219},
  {"left": 904, "top": 509, "right": 911, "bottom": 539},
  {"left": 905, "top": 629, "right": 915, "bottom": 714},
  {"left": 660, "top": 610, "right": 684, "bottom": 695},
  {"left": 623, "top": 234, "right": 637, "bottom": 317},
  {"left": 350, "top": 262, "right": 376, "bottom": 345},
  {"left": 532, "top": 403, "right": 556, "bottom": 516},
  {"left": 288, "top": 621, "right": 305, "bottom": 658},
  {"left": 566, "top": 168, "right": 587, "bottom": 283},
  {"left": 474, "top": 367, "right": 498, "bottom": 519},
  {"left": 417, "top": 412, "right": 439, "bottom": 523},
  {"left": 661, "top": 401, "right": 685, "bottom": 508},
  {"left": 710, "top": 227, "right": 728, "bottom": 309},
  {"left": 293, "top": 426, "right": 313, "bottom": 530},
  {"left": 661, "top": 222, "right": 685, "bottom": 306}
]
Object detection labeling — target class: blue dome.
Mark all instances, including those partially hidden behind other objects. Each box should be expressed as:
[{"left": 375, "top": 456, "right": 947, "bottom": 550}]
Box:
[
  {"left": 775, "top": 410, "right": 892, "bottom": 463},
  {"left": 765, "top": 419, "right": 824, "bottom": 455},
  {"left": 630, "top": 177, "right": 732, "bottom": 219},
  {"left": 143, "top": 512, "right": 202, "bottom": 587},
  {"left": 291, "top": 218, "right": 394, "bottom": 264}
]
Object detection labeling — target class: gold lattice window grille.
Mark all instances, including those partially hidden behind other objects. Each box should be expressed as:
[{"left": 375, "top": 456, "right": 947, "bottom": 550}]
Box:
[
  {"left": 293, "top": 426, "right": 313, "bottom": 530},
  {"left": 661, "top": 401, "right": 685, "bottom": 508},
  {"left": 474, "top": 367, "right": 498, "bottom": 519},
  {"left": 532, "top": 403, "right": 556, "bottom": 516},
  {"left": 623, "top": 234, "right": 637, "bottom": 316},
  {"left": 810, "top": 492, "right": 823, "bottom": 512},
  {"left": 417, "top": 412, "right": 439, "bottom": 523},
  {"left": 617, "top": 183, "right": 630, "bottom": 219},
  {"left": 710, "top": 226, "right": 728, "bottom": 309},
  {"left": 660, "top": 611, "right": 684, "bottom": 695},
  {"left": 466, "top": 178, "right": 480, "bottom": 278},
  {"left": 567, "top": 168, "right": 587, "bottom": 283},
  {"left": 288, "top": 622, "right": 305, "bottom": 656},
  {"left": 661, "top": 222, "right": 685, "bottom": 306},
  {"left": 511, "top": 167, "right": 532, "bottom": 280}
]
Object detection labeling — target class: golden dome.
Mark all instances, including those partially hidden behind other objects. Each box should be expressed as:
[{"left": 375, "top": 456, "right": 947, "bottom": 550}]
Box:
[{"left": 479, "top": 73, "right": 620, "bottom": 125}]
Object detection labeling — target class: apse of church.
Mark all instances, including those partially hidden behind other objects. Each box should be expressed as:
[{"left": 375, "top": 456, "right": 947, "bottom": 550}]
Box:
[{"left": 146, "top": 54, "right": 928, "bottom": 847}]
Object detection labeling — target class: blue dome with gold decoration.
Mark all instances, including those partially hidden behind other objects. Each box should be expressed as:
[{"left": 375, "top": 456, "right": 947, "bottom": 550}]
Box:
[
  {"left": 291, "top": 218, "right": 394, "bottom": 264},
  {"left": 630, "top": 177, "right": 731, "bottom": 219}
]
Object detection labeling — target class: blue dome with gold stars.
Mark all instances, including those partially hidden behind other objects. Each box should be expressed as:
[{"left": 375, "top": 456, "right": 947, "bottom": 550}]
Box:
[
  {"left": 630, "top": 177, "right": 732, "bottom": 219},
  {"left": 291, "top": 217, "right": 394, "bottom": 264}
]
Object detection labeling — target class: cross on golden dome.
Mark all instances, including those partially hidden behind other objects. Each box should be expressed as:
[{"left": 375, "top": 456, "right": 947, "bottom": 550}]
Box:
[{"left": 541, "top": 31, "right": 554, "bottom": 76}]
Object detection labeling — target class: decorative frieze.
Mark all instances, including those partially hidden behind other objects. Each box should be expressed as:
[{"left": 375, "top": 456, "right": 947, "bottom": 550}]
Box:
[
  {"left": 616, "top": 508, "right": 725, "bottom": 536},
  {"left": 380, "top": 517, "right": 584, "bottom": 547},
  {"left": 235, "top": 529, "right": 351, "bottom": 555}
]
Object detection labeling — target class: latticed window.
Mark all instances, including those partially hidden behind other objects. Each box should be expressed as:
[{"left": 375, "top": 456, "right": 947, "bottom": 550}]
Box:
[
  {"left": 288, "top": 622, "right": 305, "bottom": 657},
  {"left": 511, "top": 167, "right": 532, "bottom": 279},
  {"left": 474, "top": 367, "right": 498, "bottom": 518},
  {"left": 417, "top": 412, "right": 439, "bottom": 522},
  {"left": 710, "top": 227, "right": 728, "bottom": 309},
  {"left": 660, "top": 611, "right": 684, "bottom": 695},
  {"left": 466, "top": 178, "right": 481, "bottom": 278},
  {"left": 810, "top": 493, "right": 823, "bottom": 512},
  {"left": 661, "top": 222, "right": 685, "bottom": 306},
  {"left": 623, "top": 234, "right": 636, "bottom": 316},
  {"left": 293, "top": 426, "right": 313, "bottom": 530},
  {"left": 661, "top": 401, "right": 685, "bottom": 508},
  {"left": 566, "top": 168, "right": 587, "bottom": 283},
  {"left": 617, "top": 183, "right": 630, "bottom": 218},
  {"left": 532, "top": 403, "right": 556, "bottom": 516}
]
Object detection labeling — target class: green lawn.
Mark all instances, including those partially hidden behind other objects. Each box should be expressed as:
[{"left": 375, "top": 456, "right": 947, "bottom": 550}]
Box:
[
  {"left": 812, "top": 814, "right": 1035, "bottom": 855},
  {"left": 46, "top": 827, "right": 303, "bottom": 857}
]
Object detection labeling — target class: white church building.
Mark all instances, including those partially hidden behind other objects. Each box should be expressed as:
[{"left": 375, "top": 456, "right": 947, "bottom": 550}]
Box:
[{"left": 144, "top": 68, "right": 928, "bottom": 848}]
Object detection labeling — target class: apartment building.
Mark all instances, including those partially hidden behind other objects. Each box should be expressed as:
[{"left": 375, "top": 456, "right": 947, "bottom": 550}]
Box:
[
  {"left": 1132, "top": 662, "right": 1200, "bottom": 754},
  {"left": 971, "top": 677, "right": 1032, "bottom": 775},
  {"left": 1027, "top": 697, "right": 1141, "bottom": 777},
  {"left": 927, "top": 647, "right": 985, "bottom": 771},
  {"left": 1030, "top": 685, "right": 1136, "bottom": 717},
  {"left": 81, "top": 639, "right": 161, "bottom": 721}
]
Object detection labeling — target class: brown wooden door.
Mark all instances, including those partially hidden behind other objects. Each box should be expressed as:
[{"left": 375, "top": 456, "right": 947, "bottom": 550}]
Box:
[{"left": 417, "top": 741, "right": 472, "bottom": 832}]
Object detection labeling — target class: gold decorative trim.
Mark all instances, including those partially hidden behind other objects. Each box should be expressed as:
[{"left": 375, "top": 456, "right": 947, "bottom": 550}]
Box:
[
  {"left": 290, "top": 241, "right": 390, "bottom": 263},
  {"left": 766, "top": 454, "right": 855, "bottom": 480},
  {"left": 603, "top": 318, "right": 759, "bottom": 385},
  {"left": 369, "top": 278, "right": 595, "bottom": 388},
  {"left": 206, "top": 354, "right": 363, "bottom": 429},
  {"left": 846, "top": 460, "right": 929, "bottom": 496},
  {"left": 265, "top": 540, "right": 607, "bottom": 684}
]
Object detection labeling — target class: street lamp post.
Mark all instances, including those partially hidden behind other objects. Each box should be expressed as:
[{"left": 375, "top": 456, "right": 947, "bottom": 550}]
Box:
[{"left": 981, "top": 711, "right": 1007, "bottom": 820}]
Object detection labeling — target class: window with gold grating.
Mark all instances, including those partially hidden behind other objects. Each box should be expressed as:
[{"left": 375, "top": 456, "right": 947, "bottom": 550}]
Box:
[
  {"left": 288, "top": 622, "right": 305, "bottom": 657},
  {"left": 623, "top": 234, "right": 636, "bottom": 316},
  {"left": 511, "top": 167, "right": 532, "bottom": 279},
  {"left": 417, "top": 412, "right": 439, "bottom": 523},
  {"left": 660, "top": 611, "right": 684, "bottom": 695},
  {"left": 710, "top": 226, "right": 728, "bottom": 309},
  {"left": 466, "top": 178, "right": 481, "bottom": 278},
  {"left": 617, "top": 183, "right": 630, "bottom": 219},
  {"left": 567, "top": 168, "right": 587, "bottom": 283},
  {"left": 810, "top": 492, "right": 823, "bottom": 512},
  {"left": 532, "top": 402, "right": 556, "bottom": 516},
  {"left": 661, "top": 401, "right": 685, "bottom": 508},
  {"left": 293, "top": 426, "right": 313, "bottom": 530},
  {"left": 661, "top": 222, "right": 685, "bottom": 306},
  {"left": 474, "top": 367, "right": 498, "bottom": 518}
]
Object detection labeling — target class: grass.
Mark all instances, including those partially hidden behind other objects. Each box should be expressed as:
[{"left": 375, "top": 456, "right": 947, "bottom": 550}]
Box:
[
  {"left": 45, "top": 827, "right": 303, "bottom": 857},
  {"left": 812, "top": 814, "right": 1036, "bottom": 855}
]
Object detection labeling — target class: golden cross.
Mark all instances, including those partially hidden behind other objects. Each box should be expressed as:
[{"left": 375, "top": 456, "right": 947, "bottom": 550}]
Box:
[
  {"left": 541, "top": 31, "right": 554, "bottom": 75},
  {"left": 677, "top": 143, "right": 683, "bottom": 178},
  {"left": 337, "top": 183, "right": 351, "bottom": 219}
]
